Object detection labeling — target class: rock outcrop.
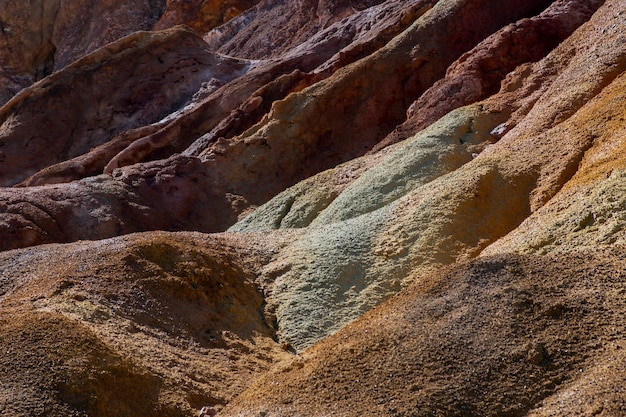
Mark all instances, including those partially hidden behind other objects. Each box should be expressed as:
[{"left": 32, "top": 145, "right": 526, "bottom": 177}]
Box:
[
  {"left": 1, "top": 0, "right": 626, "bottom": 416},
  {"left": 0, "top": 0, "right": 556, "bottom": 249},
  {"left": 372, "top": 0, "right": 604, "bottom": 151},
  {"left": 0, "top": 0, "right": 265, "bottom": 107},
  {"left": 230, "top": 0, "right": 626, "bottom": 351},
  {"left": 220, "top": 249, "right": 626, "bottom": 416},
  {"left": 0, "top": 0, "right": 167, "bottom": 105},
  {"left": 1, "top": 27, "right": 251, "bottom": 187},
  {"left": 155, "top": 0, "right": 259, "bottom": 35},
  {"left": 0, "top": 232, "right": 293, "bottom": 416}
]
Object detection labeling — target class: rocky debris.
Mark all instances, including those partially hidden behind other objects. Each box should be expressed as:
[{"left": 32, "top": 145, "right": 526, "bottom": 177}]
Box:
[
  {"left": 1, "top": 0, "right": 626, "bottom": 416},
  {"left": 219, "top": 249, "right": 626, "bottom": 417},
  {"left": 198, "top": 406, "right": 218, "bottom": 417},
  {"left": 155, "top": 0, "right": 259, "bottom": 35},
  {"left": 0, "top": 0, "right": 167, "bottom": 105},
  {"left": 0, "top": 231, "right": 294, "bottom": 416},
  {"left": 0, "top": 312, "right": 167, "bottom": 417},
  {"left": 1, "top": 26, "right": 251, "bottom": 188}
]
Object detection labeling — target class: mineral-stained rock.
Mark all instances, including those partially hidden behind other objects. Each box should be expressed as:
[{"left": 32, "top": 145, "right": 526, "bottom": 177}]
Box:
[
  {"left": 190, "top": 0, "right": 555, "bottom": 219},
  {"left": 0, "top": 157, "right": 226, "bottom": 252},
  {"left": 0, "top": 0, "right": 264, "bottom": 109},
  {"left": 230, "top": 0, "right": 626, "bottom": 350},
  {"left": 0, "top": 0, "right": 59, "bottom": 103},
  {"left": 0, "top": 0, "right": 166, "bottom": 105},
  {"left": 372, "top": 0, "right": 604, "bottom": 152},
  {"left": 0, "top": 0, "right": 555, "bottom": 248},
  {"left": 0, "top": 26, "right": 251, "bottom": 187},
  {"left": 219, "top": 250, "right": 626, "bottom": 417},
  {"left": 32, "top": 0, "right": 439, "bottom": 187},
  {"left": 2, "top": 0, "right": 626, "bottom": 416},
  {"left": 482, "top": 71, "right": 626, "bottom": 255},
  {"left": 0, "top": 231, "right": 294, "bottom": 416},
  {"left": 106, "top": 0, "right": 438, "bottom": 174},
  {"left": 50, "top": 0, "right": 167, "bottom": 70},
  {"left": 154, "top": 0, "right": 259, "bottom": 35}
]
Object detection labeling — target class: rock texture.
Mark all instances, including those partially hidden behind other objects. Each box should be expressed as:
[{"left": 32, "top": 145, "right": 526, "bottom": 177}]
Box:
[
  {"left": 0, "top": 232, "right": 293, "bottom": 416},
  {"left": 0, "top": 0, "right": 167, "bottom": 105},
  {"left": 2, "top": 0, "right": 626, "bottom": 416},
  {"left": 372, "top": 0, "right": 604, "bottom": 151},
  {"left": 155, "top": 0, "right": 259, "bottom": 35},
  {"left": 220, "top": 250, "right": 626, "bottom": 416},
  {"left": 229, "top": 0, "right": 626, "bottom": 350},
  {"left": 0, "top": 0, "right": 554, "bottom": 248},
  {"left": 1, "top": 27, "right": 251, "bottom": 187},
  {"left": 0, "top": 0, "right": 263, "bottom": 106}
]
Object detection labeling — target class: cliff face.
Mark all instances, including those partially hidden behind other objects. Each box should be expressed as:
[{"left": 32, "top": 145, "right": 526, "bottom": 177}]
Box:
[{"left": 1, "top": 1, "right": 626, "bottom": 416}]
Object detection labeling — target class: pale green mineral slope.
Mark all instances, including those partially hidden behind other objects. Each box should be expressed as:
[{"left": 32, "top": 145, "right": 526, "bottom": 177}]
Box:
[{"left": 231, "top": 0, "right": 626, "bottom": 350}]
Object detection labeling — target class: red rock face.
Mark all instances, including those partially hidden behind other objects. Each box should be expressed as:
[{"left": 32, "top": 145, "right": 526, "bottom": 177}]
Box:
[
  {"left": 0, "top": 27, "right": 250, "bottom": 187},
  {"left": 372, "top": 0, "right": 605, "bottom": 152},
  {"left": 204, "top": 0, "right": 387, "bottom": 59},
  {"left": 0, "top": 0, "right": 166, "bottom": 105},
  {"left": 155, "top": 0, "right": 260, "bottom": 35},
  {"left": 0, "top": 0, "right": 257, "bottom": 106}
]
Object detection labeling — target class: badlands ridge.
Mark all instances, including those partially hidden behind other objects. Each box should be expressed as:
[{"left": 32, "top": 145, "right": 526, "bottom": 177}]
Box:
[{"left": 0, "top": 0, "right": 625, "bottom": 415}]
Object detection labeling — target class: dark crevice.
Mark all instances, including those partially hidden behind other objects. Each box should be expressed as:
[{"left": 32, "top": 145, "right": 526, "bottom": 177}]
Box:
[{"left": 274, "top": 197, "right": 296, "bottom": 229}]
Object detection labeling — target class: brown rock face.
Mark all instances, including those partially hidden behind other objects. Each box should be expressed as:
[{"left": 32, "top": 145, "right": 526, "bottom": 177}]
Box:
[
  {"left": 0, "top": 27, "right": 250, "bottom": 187},
  {"left": 155, "top": 0, "right": 259, "bottom": 35},
  {"left": 0, "top": 232, "right": 293, "bottom": 416},
  {"left": 0, "top": 0, "right": 262, "bottom": 108},
  {"left": 220, "top": 250, "right": 626, "bottom": 417},
  {"left": 2, "top": 0, "right": 626, "bottom": 416},
  {"left": 0, "top": 0, "right": 166, "bottom": 104}
]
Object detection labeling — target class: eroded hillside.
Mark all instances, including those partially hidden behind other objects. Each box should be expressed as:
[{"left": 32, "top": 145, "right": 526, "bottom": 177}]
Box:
[{"left": 1, "top": 0, "right": 625, "bottom": 416}]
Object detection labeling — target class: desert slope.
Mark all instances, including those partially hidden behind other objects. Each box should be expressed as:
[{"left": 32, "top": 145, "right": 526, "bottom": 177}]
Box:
[
  {"left": 220, "top": 249, "right": 626, "bottom": 416},
  {"left": 1, "top": 0, "right": 625, "bottom": 416}
]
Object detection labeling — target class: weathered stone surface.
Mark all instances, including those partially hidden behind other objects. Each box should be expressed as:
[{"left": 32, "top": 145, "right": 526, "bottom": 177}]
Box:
[
  {"left": 0, "top": 157, "right": 225, "bottom": 252},
  {"left": 372, "top": 0, "right": 604, "bottom": 152},
  {"left": 155, "top": 0, "right": 258, "bottom": 35},
  {"left": 0, "top": 231, "right": 293, "bottom": 416},
  {"left": 220, "top": 250, "right": 626, "bottom": 417},
  {"left": 231, "top": 0, "right": 626, "bottom": 350},
  {"left": 204, "top": 0, "right": 385, "bottom": 59},
  {"left": 0, "top": 0, "right": 166, "bottom": 105},
  {"left": 0, "top": 0, "right": 554, "bottom": 247},
  {"left": 108, "top": 0, "right": 435, "bottom": 173},
  {"left": 192, "top": 0, "right": 554, "bottom": 222},
  {"left": 483, "top": 69, "right": 626, "bottom": 256},
  {"left": 0, "top": 27, "right": 250, "bottom": 187},
  {"left": 32, "top": 0, "right": 427, "bottom": 188},
  {"left": 1, "top": 0, "right": 626, "bottom": 416}
]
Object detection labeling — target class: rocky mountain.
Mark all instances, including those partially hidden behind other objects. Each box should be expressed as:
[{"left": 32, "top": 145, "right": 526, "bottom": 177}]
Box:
[{"left": 1, "top": 0, "right": 625, "bottom": 416}]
